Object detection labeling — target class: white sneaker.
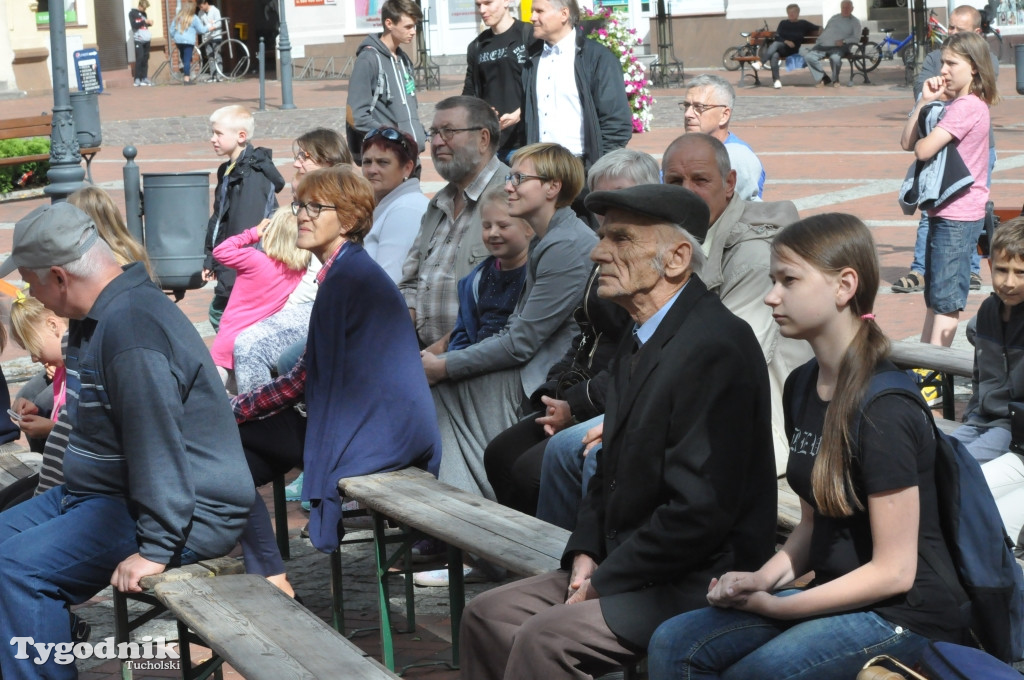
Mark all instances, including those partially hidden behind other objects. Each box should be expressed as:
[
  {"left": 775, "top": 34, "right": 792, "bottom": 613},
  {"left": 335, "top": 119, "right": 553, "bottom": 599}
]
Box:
[
  {"left": 133, "top": 79, "right": 141, "bottom": 87},
  {"left": 412, "top": 566, "right": 475, "bottom": 587},
  {"left": 142, "top": 79, "right": 153, "bottom": 86},
  {"left": 751, "top": 60, "right": 762, "bottom": 71},
  {"left": 774, "top": 80, "right": 782, "bottom": 89}
]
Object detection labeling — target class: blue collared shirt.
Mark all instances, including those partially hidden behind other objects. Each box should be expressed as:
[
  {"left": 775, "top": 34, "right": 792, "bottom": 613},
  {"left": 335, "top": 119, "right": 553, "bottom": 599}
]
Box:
[{"left": 633, "top": 284, "right": 687, "bottom": 347}]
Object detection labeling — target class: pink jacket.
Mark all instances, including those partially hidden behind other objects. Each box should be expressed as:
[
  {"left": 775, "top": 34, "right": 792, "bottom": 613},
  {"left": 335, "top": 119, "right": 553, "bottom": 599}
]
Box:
[{"left": 211, "top": 227, "right": 305, "bottom": 369}]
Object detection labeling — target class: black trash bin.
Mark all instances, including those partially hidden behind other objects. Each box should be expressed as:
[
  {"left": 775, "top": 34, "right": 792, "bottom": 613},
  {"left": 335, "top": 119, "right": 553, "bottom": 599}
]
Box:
[{"left": 142, "top": 172, "right": 210, "bottom": 296}]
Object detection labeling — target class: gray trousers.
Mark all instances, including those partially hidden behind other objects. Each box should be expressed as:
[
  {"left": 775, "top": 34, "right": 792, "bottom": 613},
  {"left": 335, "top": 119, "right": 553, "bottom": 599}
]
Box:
[
  {"left": 803, "top": 44, "right": 848, "bottom": 82},
  {"left": 459, "top": 570, "right": 640, "bottom": 679}
]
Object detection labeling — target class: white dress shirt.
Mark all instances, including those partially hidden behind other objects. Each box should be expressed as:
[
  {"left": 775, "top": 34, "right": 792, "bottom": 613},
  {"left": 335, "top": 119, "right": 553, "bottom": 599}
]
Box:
[{"left": 535, "top": 31, "right": 584, "bottom": 157}]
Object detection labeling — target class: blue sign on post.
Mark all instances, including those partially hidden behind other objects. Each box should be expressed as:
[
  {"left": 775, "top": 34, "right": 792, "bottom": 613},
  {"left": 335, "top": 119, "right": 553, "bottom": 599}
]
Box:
[{"left": 73, "top": 48, "right": 103, "bottom": 94}]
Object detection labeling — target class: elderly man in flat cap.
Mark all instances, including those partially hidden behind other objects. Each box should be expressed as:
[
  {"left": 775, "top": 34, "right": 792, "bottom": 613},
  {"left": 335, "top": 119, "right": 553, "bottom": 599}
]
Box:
[
  {"left": 459, "top": 184, "right": 778, "bottom": 679},
  {"left": 0, "top": 203, "right": 253, "bottom": 679}
]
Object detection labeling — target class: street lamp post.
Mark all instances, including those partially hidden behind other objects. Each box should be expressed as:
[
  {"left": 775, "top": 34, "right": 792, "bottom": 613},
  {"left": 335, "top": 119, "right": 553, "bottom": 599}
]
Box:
[
  {"left": 279, "top": 0, "right": 295, "bottom": 109},
  {"left": 43, "top": 0, "right": 86, "bottom": 202}
]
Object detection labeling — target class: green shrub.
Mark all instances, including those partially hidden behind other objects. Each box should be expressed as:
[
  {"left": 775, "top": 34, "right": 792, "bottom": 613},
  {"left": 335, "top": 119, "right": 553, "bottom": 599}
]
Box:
[{"left": 0, "top": 137, "right": 50, "bottom": 194}]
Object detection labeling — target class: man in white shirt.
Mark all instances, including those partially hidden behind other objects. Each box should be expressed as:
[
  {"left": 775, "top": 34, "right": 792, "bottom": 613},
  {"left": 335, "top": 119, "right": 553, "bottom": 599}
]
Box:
[{"left": 521, "top": 0, "right": 631, "bottom": 170}]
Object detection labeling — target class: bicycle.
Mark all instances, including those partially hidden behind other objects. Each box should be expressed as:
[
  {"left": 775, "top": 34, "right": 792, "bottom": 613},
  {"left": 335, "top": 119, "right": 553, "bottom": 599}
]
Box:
[
  {"left": 881, "top": 11, "right": 949, "bottom": 74},
  {"left": 722, "top": 21, "right": 772, "bottom": 71},
  {"left": 877, "top": 28, "right": 918, "bottom": 67},
  {"left": 170, "top": 17, "right": 250, "bottom": 82}
]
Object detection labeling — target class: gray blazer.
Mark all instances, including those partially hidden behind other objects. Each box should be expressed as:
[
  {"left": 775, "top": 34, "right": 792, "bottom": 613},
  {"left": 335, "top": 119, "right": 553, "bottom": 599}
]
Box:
[{"left": 444, "top": 206, "right": 598, "bottom": 396}]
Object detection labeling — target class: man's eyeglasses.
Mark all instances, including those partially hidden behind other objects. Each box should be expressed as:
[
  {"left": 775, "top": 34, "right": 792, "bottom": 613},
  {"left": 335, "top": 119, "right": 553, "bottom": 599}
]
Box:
[
  {"left": 505, "top": 172, "right": 550, "bottom": 187},
  {"left": 678, "top": 101, "right": 728, "bottom": 115},
  {"left": 364, "top": 127, "right": 412, "bottom": 154},
  {"left": 291, "top": 201, "right": 336, "bottom": 218},
  {"left": 294, "top": 149, "right": 312, "bottom": 163},
  {"left": 426, "top": 126, "right": 484, "bottom": 142}
]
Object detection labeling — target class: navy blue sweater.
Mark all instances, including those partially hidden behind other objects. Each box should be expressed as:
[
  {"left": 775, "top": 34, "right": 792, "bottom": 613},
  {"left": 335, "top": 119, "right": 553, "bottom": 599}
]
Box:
[
  {"left": 303, "top": 244, "right": 441, "bottom": 552},
  {"left": 63, "top": 263, "right": 253, "bottom": 563}
]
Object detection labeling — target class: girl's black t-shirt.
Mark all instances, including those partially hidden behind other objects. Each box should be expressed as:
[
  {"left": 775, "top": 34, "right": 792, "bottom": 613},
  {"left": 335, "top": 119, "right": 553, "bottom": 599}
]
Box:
[{"left": 784, "top": 361, "right": 969, "bottom": 643}]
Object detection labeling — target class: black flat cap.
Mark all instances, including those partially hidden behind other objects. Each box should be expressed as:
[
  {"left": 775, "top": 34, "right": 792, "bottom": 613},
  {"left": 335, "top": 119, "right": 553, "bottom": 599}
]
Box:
[{"left": 584, "top": 184, "right": 712, "bottom": 244}]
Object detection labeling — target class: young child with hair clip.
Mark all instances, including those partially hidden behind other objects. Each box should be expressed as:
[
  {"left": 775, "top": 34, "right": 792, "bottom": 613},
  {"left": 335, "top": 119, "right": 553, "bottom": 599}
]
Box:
[
  {"left": 9, "top": 293, "right": 68, "bottom": 453},
  {"left": 647, "top": 214, "right": 969, "bottom": 678},
  {"left": 210, "top": 206, "right": 310, "bottom": 389}
]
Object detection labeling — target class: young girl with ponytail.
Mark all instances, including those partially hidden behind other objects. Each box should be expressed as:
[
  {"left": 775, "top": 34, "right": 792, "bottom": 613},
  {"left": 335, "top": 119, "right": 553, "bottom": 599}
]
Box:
[{"left": 646, "top": 214, "right": 969, "bottom": 679}]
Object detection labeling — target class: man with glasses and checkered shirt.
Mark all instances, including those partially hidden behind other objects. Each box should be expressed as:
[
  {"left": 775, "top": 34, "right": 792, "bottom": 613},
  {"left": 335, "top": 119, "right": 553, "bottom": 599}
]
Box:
[
  {"left": 681, "top": 74, "right": 766, "bottom": 202},
  {"left": 398, "top": 96, "right": 509, "bottom": 356}
]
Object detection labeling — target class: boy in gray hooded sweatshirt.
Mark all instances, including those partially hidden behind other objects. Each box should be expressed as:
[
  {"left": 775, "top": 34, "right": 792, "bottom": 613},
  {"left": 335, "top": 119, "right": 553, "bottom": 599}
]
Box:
[{"left": 347, "top": 0, "right": 427, "bottom": 156}]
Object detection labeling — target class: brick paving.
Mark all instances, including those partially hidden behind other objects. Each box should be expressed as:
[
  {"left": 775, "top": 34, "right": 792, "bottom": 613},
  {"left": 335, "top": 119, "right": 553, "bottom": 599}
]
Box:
[{"left": 0, "top": 62, "right": 1022, "bottom": 678}]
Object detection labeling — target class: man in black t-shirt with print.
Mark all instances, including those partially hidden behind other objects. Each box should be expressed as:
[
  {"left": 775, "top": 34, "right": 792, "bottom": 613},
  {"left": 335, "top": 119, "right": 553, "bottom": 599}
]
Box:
[{"left": 463, "top": 0, "right": 538, "bottom": 163}]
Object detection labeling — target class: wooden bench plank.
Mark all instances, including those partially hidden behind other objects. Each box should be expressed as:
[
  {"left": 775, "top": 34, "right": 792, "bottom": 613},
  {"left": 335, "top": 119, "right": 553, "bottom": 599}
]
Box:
[
  {"left": 889, "top": 341, "right": 973, "bottom": 378},
  {"left": 341, "top": 469, "right": 568, "bottom": 576},
  {"left": 0, "top": 115, "right": 52, "bottom": 140},
  {"left": 155, "top": 575, "right": 399, "bottom": 680},
  {"left": 349, "top": 468, "right": 569, "bottom": 559},
  {"left": 138, "top": 556, "right": 244, "bottom": 591}
]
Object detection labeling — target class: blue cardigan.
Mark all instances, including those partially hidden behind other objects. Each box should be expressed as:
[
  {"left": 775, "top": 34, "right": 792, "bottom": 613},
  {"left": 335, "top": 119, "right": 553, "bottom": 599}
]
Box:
[{"left": 302, "top": 243, "right": 441, "bottom": 552}]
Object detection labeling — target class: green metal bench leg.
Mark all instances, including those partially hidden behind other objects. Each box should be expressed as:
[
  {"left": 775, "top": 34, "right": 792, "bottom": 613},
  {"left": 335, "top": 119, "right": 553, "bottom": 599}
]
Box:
[
  {"left": 447, "top": 544, "right": 464, "bottom": 669},
  {"left": 271, "top": 475, "right": 291, "bottom": 561},
  {"left": 330, "top": 547, "right": 344, "bottom": 634},
  {"left": 372, "top": 513, "right": 396, "bottom": 671}
]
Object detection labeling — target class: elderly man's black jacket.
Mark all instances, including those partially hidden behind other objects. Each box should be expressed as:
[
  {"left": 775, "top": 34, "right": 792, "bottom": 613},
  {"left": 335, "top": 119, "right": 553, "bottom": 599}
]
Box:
[{"left": 562, "top": 274, "right": 778, "bottom": 647}]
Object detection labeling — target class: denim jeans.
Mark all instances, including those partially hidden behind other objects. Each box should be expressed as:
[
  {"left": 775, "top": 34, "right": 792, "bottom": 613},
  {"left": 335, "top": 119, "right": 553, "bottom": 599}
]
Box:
[
  {"left": 535, "top": 416, "right": 601, "bottom": 530},
  {"left": 951, "top": 423, "right": 1012, "bottom": 464},
  {"left": 925, "top": 215, "right": 985, "bottom": 314},
  {"left": 911, "top": 210, "right": 982, "bottom": 276},
  {"left": 648, "top": 594, "right": 929, "bottom": 680},
  {"left": 910, "top": 146, "right": 994, "bottom": 276},
  {"left": 764, "top": 41, "right": 796, "bottom": 81},
  {"left": 0, "top": 486, "right": 139, "bottom": 679}
]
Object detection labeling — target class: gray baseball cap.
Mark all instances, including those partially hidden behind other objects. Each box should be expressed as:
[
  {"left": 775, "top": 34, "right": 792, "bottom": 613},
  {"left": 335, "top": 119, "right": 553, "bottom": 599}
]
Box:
[{"left": 0, "top": 203, "right": 99, "bottom": 278}]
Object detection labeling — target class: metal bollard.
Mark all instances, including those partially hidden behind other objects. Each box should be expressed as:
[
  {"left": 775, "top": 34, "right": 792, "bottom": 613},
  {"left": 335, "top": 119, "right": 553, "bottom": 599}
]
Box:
[
  {"left": 1017, "top": 44, "right": 1024, "bottom": 95},
  {"left": 122, "top": 146, "right": 143, "bottom": 246},
  {"left": 259, "top": 37, "right": 266, "bottom": 111}
]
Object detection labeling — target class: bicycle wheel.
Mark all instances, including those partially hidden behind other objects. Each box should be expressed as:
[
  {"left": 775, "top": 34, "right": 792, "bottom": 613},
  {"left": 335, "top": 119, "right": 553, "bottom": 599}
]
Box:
[
  {"left": 901, "top": 45, "right": 916, "bottom": 68},
  {"left": 170, "top": 50, "right": 201, "bottom": 82},
  {"left": 859, "top": 42, "right": 882, "bottom": 72},
  {"left": 216, "top": 39, "right": 251, "bottom": 80},
  {"left": 722, "top": 46, "right": 743, "bottom": 71}
]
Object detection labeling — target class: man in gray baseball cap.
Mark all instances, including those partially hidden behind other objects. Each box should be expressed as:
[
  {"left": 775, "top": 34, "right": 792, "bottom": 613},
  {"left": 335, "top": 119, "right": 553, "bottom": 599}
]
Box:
[
  {"left": 0, "top": 202, "right": 254, "bottom": 678},
  {"left": 0, "top": 203, "right": 99, "bottom": 278},
  {"left": 459, "top": 183, "right": 777, "bottom": 679}
]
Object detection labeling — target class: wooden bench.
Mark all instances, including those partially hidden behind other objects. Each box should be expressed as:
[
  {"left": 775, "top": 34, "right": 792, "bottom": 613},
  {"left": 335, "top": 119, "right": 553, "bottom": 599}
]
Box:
[
  {"left": 0, "top": 451, "right": 40, "bottom": 509},
  {"left": 114, "top": 556, "right": 244, "bottom": 680},
  {"left": 153, "top": 574, "right": 399, "bottom": 680},
  {"left": 338, "top": 467, "right": 570, "bottom": 671},
  {"left": 0, "top": 114, "right": 101, "bottom": 185},
  {"left": 889, "top": 340, "right": 973, "bottom": 421}
]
